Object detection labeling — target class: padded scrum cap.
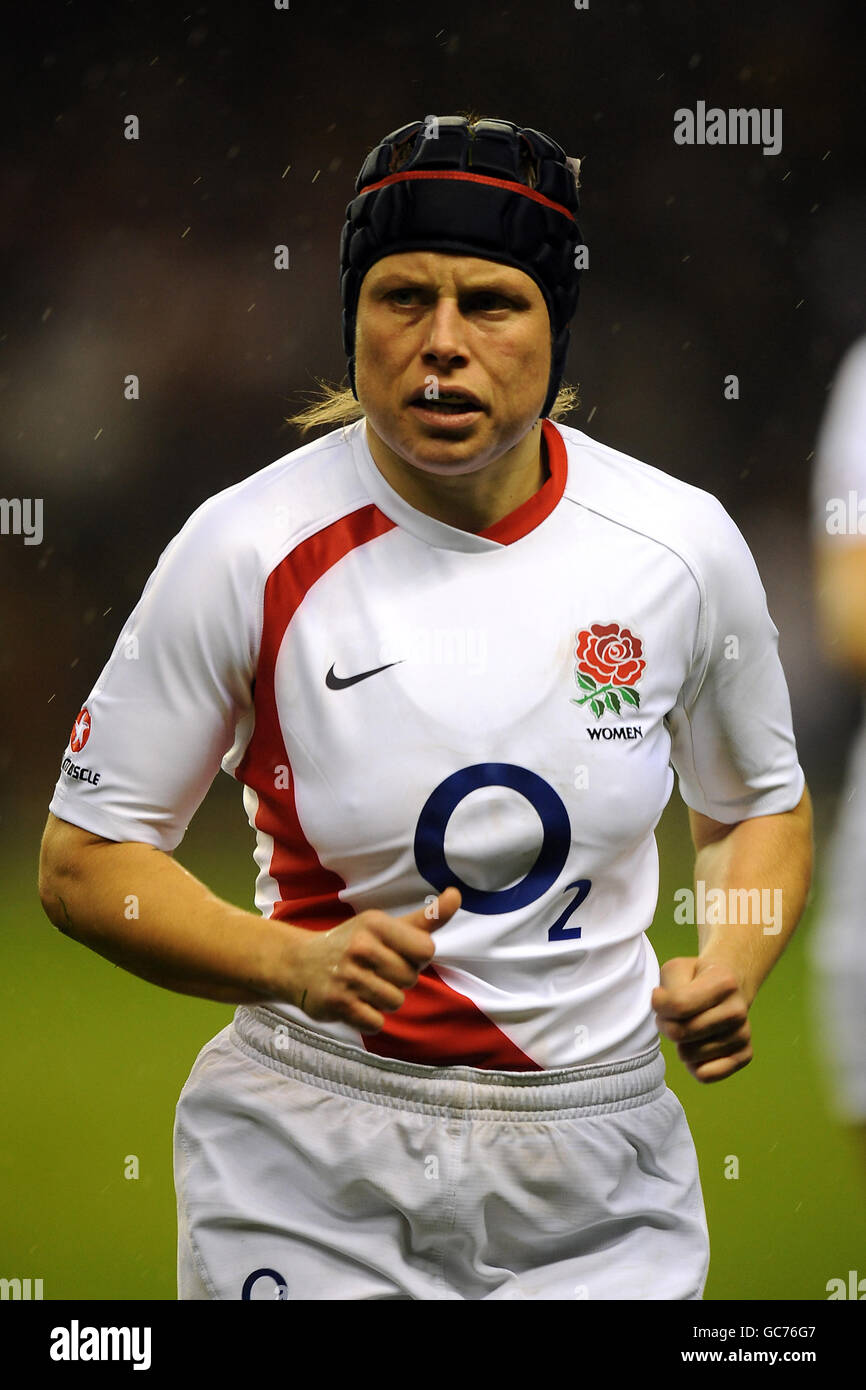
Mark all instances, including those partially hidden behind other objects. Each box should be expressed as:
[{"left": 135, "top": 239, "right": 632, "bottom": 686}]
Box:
[{"left": 339, "top": 115, "right": 584, "bottom": 418}]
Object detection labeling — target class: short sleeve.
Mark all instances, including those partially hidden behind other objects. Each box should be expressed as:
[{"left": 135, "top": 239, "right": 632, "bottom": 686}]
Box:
[
  {"left": 811, "top": 336, "right": 866, "bottom": 540},
  {"left": 48, "top": 495, "right": 261, "bottom": 851},
  {"left": 666, "top": 496, "right": 805, "bottom": 823}
]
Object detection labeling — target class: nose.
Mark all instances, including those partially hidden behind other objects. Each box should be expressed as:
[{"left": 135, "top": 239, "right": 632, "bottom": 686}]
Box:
[{"left": 421, "top": 296, "right": 469, "bottom": 368}]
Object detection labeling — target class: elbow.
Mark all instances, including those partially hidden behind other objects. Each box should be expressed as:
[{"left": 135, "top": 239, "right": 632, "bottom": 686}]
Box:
[
  {"left": 38, "top": 859, "right": 73, "bottom": 934},
  {"left": 37, "top": 818, "right": 92, "bottom": 934},
  {"left": 815, "top": 612, "right": 866, "bottom": 679},
  {"left": 825, "top": 640, "right": 866, "bottom": 685},
  {"left": 815, "top": 598, "right": 866, "bottom": 683},
  {"left": 38, "top": 845, "right": 58, "bottom": 923}
]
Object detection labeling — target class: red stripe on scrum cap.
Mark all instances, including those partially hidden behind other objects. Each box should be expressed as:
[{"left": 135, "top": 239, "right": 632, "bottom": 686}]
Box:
[{"left": 359, "top": 168, "right": 578, "bottom": 222}]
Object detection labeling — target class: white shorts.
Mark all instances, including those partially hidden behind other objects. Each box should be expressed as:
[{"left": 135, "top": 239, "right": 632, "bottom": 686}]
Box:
[
  {"left": 809, "top": 917, "right": 866, "bottom": 1122},
  {"left": 807, "top": 754, "right": 866, "bottom": 1122},
  {"left": 174, "top": 1006, "right": 709, "bottom": 1300}
]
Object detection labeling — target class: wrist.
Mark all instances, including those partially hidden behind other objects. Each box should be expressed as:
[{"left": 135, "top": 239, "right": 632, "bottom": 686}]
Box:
[
  {"left": 696, "top": 944, "right": 760, "bottom": 1009},
  {"left": 247, "top": 914, "right": 310, "bottom": 1006}
]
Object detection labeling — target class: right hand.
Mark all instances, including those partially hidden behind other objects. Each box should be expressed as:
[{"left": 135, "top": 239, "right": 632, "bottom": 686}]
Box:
[{"left": 288, "top": 886, "right": 462, "bottom": 1033}]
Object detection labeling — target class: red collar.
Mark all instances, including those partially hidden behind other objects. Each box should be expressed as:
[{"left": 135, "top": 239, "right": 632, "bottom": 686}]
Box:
[{"left": 476, "top": 419, "right": 567, "bottom": 544}]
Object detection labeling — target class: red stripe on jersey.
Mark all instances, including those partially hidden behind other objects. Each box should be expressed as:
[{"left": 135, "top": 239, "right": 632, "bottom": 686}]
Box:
[
  {"left": 237, "top": 503, "right": 541, "bottom": 1072},
  {"left": 476, "top": 418, "right": 567, "bottom": 545},
  {"left": 237, "top": 504, "right": 396, "bottom": 926},
  {"left": 364, "top": 965, "right": 542, "bottom": 1071}
]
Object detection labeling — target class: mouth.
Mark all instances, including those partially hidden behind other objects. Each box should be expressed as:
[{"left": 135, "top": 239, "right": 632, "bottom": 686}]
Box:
[{"left": 407, "top": 388, "right": 484, "bottom": 426}]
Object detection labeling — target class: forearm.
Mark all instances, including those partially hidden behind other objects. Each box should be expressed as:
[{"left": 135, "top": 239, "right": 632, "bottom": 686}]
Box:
[
  {"left": 693, "top": 789, "right": 814, "bottom": 1007},
  {"left": 39, "top": 839, "right": 304, "bottom": 1006},
  {"left": 814, "top": 543, "right": 866, "bottom": 683}
]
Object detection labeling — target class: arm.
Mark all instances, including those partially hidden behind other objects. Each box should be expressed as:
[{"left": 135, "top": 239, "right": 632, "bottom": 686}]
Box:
[
  {"left": 39, "top": 497, "right": 455, "bottom": 1026},
  {"left": 38, "top": 811, "right": 301, "bottom": 1004},
  {"left": 811, "top": 338, "right": 866, "bottom": 681},
  {"left": 652, "top": 785, "right": 814, "bottom": 1082},
  {"left": 38, "top": 811, "right": 457, "bottom": 1027},
  {"left": 813, "top": 541, "right": 866, "bottom": 682},
  {"left": 689, "top": 784, "right": 814, "bottom": 1004}
]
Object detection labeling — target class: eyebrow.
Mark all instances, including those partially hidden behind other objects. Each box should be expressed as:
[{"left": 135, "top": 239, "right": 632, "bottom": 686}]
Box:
[{"left": 373, "top": 272, "right": 528, "bottom": 297}]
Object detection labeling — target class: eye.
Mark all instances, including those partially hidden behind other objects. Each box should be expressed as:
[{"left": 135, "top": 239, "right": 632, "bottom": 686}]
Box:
[
  {"left": 468, "top": 292, "right": 510, "bottom": 310},
  {"left": 388, "top": 288, "right": 420, "bottom": 304}
]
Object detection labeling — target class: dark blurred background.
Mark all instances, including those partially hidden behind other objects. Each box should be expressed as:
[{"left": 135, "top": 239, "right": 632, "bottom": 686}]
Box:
[
  {"left": 3, "top": 0, "right": 865, "bottom": 815},
  {"left": 2, "top": 0, "right": 865, "bottom": 1301}
]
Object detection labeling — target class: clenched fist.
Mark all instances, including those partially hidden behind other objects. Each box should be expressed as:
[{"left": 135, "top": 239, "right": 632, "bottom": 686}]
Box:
[
  {"left": 289, "top": 887, "right": 462, "bottom": 1033},
  {"left": 652, "top": 956, "right": 753, "bottom": 1083}
]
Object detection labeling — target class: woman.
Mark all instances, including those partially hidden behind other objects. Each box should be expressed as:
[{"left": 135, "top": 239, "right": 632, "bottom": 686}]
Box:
[
  {"left": 810, "top": 335, "right": 866, "bottom": 1171},
  {"left": 39, "top": 113, "right": 812, "bottom": 1300}
]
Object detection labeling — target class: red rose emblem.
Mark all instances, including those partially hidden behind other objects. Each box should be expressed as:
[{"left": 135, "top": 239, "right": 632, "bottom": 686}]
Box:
[{"left": 575, "top": 623, "right": 645, "bottom": 687}]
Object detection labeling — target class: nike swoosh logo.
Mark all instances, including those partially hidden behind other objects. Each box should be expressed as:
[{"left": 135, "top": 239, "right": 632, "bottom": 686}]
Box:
[{"left": 325, "top": 660, "right": 404, "bottom": 690}]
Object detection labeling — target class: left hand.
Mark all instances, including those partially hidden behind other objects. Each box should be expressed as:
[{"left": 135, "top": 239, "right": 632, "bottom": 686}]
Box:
[{"left": 652, "top": 957, "right": 753, "bottom": 1083}]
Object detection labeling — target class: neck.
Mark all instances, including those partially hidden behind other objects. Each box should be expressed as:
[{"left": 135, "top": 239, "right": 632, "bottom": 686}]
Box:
[{"left": 363, "top": 420, "right": 548, "bottom": 533}]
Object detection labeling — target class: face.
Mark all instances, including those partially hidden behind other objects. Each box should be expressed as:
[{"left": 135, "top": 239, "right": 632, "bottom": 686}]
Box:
[{"left": 354, "top": 251, "right": 551, "bottom": 477}]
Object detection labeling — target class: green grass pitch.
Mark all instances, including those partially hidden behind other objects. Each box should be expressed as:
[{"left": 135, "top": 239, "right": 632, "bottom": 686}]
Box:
[{"left": 3, "top": 783, "right": 863, "bottom": 1300}]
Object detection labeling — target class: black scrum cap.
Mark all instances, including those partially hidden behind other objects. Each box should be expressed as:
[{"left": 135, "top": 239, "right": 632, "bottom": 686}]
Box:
[{"left": 339, "top": 115, "right": 584, "bottom": 419}]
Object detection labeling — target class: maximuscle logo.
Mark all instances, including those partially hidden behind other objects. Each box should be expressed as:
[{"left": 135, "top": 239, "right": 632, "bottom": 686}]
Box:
[{"left": 49, "top": 1321, "right": 152, "bottom": 1371}]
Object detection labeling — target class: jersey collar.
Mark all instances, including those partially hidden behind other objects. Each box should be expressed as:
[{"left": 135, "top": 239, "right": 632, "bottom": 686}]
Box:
[{"left": 348, "top": 417, "right": 567, "bottom": 553}]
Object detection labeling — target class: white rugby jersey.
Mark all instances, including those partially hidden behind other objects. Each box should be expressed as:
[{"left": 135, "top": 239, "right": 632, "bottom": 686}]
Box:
[
  {"left": 50, "top": 417, "right": 805, "bottom": 1071},
  {"left": 811, "top": 337, "right": 866, "bottom": 538},
  {"left": 811, "top": 337, "right": 866, "bottom": 969}
]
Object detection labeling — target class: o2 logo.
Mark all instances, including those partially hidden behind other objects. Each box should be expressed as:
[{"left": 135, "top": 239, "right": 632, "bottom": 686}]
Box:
[
  {"left": 242, "top": 1267, "right": 289, "bottom": 1300},
  {"left": 414, "top": 763, "right": 591, "bottom": 940}
]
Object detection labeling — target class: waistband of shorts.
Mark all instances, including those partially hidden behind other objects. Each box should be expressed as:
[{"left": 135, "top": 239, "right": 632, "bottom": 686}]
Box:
[{"left": 229, "top": 1006, "right": 667, "bottom": 1119}]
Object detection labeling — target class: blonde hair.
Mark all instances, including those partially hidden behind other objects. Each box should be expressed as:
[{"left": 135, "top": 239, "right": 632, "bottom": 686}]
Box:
[{"left": 284, "top": 378, "right": 581, "bottom": 436}]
